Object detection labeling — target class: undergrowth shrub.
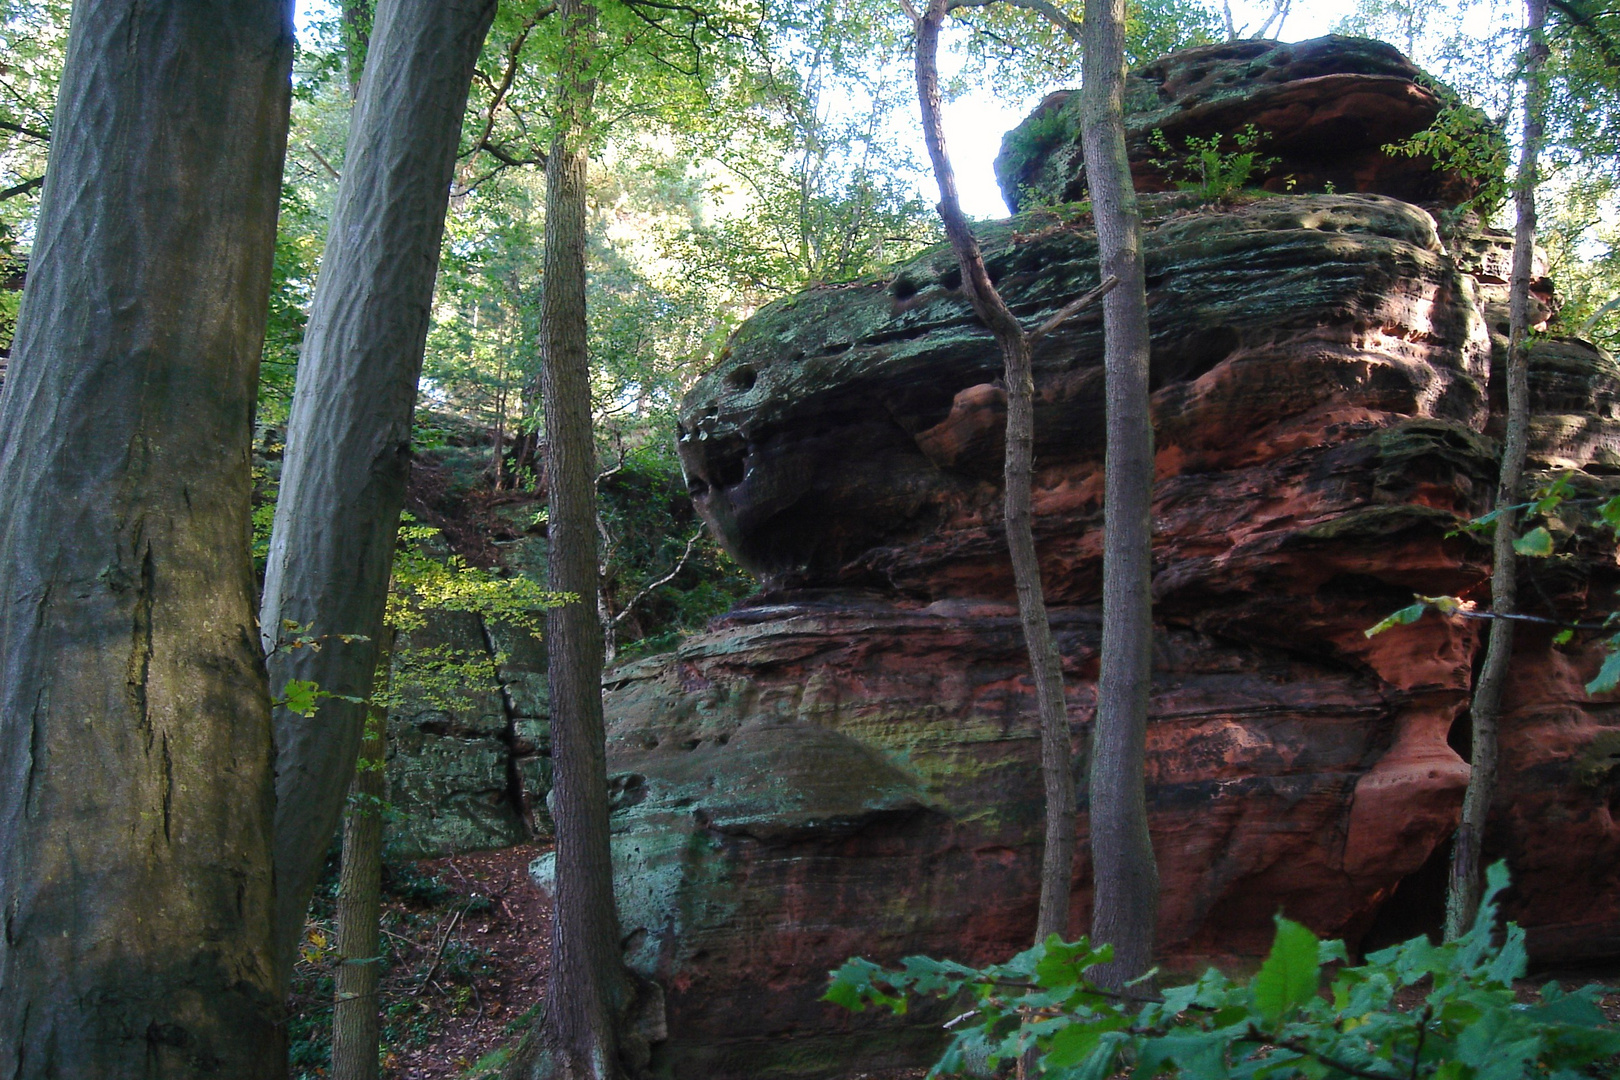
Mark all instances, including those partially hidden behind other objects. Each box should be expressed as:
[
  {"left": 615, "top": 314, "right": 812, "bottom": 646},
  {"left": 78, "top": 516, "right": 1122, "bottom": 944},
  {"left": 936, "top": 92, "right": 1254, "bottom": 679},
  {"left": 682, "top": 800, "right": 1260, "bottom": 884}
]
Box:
[{"left": 827, "top": 863, "right": 1620, "bottom": 1078}]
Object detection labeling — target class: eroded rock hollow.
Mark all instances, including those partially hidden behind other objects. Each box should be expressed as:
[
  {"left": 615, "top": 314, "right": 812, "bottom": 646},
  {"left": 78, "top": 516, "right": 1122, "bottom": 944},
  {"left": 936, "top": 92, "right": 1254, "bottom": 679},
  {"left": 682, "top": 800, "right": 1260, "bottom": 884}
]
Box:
[{"left": 578, "top": 36, "right": 1620, "bottom": 1079}]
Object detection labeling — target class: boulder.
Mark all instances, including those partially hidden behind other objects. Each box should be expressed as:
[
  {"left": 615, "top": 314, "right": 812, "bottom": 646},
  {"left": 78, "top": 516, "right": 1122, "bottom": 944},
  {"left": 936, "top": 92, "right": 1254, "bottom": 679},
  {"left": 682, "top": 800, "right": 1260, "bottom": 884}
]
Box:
[
  {"left": 994, "top": 36, "right": 1496, "bottom": 212},
  {"left": 597, "top": 191, "right": 1620, "bottom": 1076}
]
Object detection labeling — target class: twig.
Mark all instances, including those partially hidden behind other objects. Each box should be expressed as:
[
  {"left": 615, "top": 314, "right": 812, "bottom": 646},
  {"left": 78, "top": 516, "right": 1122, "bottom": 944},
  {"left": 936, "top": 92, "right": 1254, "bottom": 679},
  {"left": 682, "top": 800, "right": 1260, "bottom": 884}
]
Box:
[
  {"left": 1407, "top": 1005, "right": 1433, "bottom": 1080},
  {"left": 1261, "top": 1027, "right": 1404, "bottom": 1080},
  {"left": 1028, "top": 275, "right": 1120, "bottom": 342},
  {"left": 613, "top": 531, "right": 703, "bottom": 626},
  {"left": 413, "top": 906, "right": 467, "bottom": 996},
  {"left": 380, "top": 926, "right": 421, "bottom": 950},
  {"left": 306, "top": 144, "right": 341, "bottom": 181}
]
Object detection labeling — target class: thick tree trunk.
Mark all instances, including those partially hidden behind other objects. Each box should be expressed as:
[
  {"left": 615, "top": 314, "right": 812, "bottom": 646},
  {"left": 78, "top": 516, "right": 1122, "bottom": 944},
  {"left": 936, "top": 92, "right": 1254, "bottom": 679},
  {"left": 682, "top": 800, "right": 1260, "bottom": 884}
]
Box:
[
  {"left": 260, "top": 0, "right": 495, "bottom": 980},
  {"left": 913, "top": 0, "right": 1078, "bottom": 944},
  {"left": 0, "top": 3, "right": 293, "bottom": 1075},
  {"left": 1445, "top": 0, "right": 1547, "bottom": 940},
  {"left": 332, "top": 630, "right": 396, "bottom": 1080},
  {"left": 507, "top": 4, "right": 657, "bottom": 1076},
  {"left": 1081, "top": 0, "right": 1160, "bottom": 988}
]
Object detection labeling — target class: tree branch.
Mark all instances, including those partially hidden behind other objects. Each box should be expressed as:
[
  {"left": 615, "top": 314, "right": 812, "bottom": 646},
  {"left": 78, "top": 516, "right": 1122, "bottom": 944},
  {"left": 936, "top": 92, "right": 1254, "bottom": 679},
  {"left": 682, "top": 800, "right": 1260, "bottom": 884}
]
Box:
[
  {"left": 0, "top": 175, "right": 42, "bottom": 202},
  {"left": 612, "top": 531, "right": 702, "bottom": 627},
  {"left": 1028, "top": 274, "right": 1118, "bottom": 341},
  {"left": 306, "top": 144, "right": 341, "bottom": 181},
  {"left": 0, "top": 118, "right": 49, "bottom": 143},
  {"left": 947, "top": 0, "right": 1083, "bottom": 42}
]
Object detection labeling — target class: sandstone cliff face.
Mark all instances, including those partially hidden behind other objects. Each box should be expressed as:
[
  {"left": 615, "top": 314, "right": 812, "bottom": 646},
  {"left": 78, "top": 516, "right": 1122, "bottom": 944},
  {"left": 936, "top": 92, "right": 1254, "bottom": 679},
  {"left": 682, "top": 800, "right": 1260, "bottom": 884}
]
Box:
[{"left": 569, "top": 39, "right": 1620, "bottom": 1080}]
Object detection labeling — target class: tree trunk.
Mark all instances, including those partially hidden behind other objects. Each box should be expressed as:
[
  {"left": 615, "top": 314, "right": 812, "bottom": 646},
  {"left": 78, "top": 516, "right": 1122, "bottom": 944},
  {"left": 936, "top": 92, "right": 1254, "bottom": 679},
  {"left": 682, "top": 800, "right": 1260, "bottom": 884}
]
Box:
[
  {"left": 1081, "top": 0, "right": 1160, "bottom": 988},
  {"left": 342, "top": 0, "right": 374, "bottom": 99},
  {"left": 1445, "top": 0, "right": 1547, "bottom": 940},
  {"left": 913, "top": 0, "right": 1076, "bottom": 942},
  {"left": 0, "top": 4, "right": 293, "bottom": 1075},
  {"left": 507, "top": 4, "right": 659, "bottom": 1076},
  {"left": 260, "top": 0, "right": 495, "bottom": 981},
  {"left": 332, "top": 630, "right": 397, "bottom": 1080}
]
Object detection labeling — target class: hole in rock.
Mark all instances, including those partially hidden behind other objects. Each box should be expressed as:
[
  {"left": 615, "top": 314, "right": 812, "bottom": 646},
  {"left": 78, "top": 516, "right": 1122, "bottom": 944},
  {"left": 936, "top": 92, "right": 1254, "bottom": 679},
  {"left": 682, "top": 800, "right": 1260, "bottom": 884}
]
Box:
[
  {"left": 1447, "top": 710, "right": 1472, "bottom": 761},
  {"left": 1149, "top": 324, "right": 1240, "bottom": 390},
  {"left": 706, "top": 434, "right": 747, "bottom": 488},
  {"left": 939, "top": 265, "right": 963, "bottom": 292},
  {"left": 726, "top": 365, "right": 758, "bottom": 392},
  {"left": 1360, "top": 838, "right": 1452, "bottom": 954},
  {"left": 891, "top": 276, "right": 919, "bottom": 300}
]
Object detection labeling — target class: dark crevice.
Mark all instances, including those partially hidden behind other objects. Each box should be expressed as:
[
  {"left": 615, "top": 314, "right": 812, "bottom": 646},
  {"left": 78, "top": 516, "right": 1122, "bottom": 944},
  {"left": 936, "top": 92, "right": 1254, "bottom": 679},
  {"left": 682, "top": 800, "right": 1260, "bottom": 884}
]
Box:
[{"left": 1359, "top": 838, "right": 1453, "bottom": 954}]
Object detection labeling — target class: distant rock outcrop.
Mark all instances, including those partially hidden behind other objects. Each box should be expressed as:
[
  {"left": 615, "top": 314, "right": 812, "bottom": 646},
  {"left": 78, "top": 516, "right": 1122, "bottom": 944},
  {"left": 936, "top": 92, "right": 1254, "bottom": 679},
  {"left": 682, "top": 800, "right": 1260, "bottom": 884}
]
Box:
[{"left": 995, "top": 35, "right": 1495, "bottom": 212}]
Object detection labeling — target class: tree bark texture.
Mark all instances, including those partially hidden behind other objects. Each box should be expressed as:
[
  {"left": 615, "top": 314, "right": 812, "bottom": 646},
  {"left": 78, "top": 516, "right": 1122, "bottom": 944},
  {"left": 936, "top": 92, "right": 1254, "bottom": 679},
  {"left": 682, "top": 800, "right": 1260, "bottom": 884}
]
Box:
[
  {"left": 0, "top": 3, "right": 293, "bottom": 1076},
  {"left": 332, "top": 631, "right": 395, "bottom": 1080},
  {"left": 913, "top": 0, "right": 1077, "bottom": 944},
  {"left": 508, "top": 2, "right": 637, "bottom": 1076},
  {"left": 1445, "top": 0, "right": 1547, "bottom": 941},
  {"left": 1081, "top": 0, "right": 1160, "bottom": 988},
  {"left": 260, "top": 0, "right": 495, "bottom": 981}
]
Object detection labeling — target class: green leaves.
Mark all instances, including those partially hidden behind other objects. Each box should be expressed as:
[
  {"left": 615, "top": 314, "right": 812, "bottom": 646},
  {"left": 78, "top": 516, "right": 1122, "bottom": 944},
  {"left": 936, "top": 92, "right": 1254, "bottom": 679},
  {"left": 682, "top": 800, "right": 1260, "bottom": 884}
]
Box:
[
  {"left": 1251, "top": 917, "right": 1322, "bottom": 1023},
  {"left": 1513, "top": 525, "right": 1555, "bottom": 556},
  {"left": 279, "top": 678, "right": 323, "bottom": 718},
  {"left": 1586, "top": 648, "right": 1620, "bottom": 695},
  {"left": 274, "top": 679, "right": 365, "bottom": 718},
  {"left": 824, "top": 863, "right": 1620, "bottom": 1080},
  {"left": 1365, "top": 601, "right": 1429, "bottom": 637}
]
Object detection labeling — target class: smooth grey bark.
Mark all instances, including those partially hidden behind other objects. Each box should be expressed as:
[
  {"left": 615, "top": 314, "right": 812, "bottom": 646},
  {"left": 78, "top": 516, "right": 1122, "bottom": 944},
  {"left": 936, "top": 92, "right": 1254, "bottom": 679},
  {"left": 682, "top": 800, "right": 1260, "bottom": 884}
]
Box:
[
  {"left": 0, "top": 3, "right": 293, "bottom": 1076},
  {"left": 507, "top": 3, "right": 658, "bottom": 1076},
  {"left": 261, "top": 0, "right": 496, "bottom": 981},
  {"left": 1081, "top": 0, "right": 1160, "bottom": 988},
  {"left": 912, "top": 0, "right": 1077, "bottom": 942},
  {"left": 1445, "top": 0, "right": 1547, "bottom": 941}
]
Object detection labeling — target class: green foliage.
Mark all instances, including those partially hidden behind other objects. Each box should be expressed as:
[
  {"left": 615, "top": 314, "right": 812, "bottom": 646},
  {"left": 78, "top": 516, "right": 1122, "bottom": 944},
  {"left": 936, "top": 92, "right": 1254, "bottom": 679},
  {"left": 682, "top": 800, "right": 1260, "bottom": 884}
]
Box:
[
  {"left": 1382, "top": 83, "right": 1509, "bottom": 216},
  {"left": 951, "top": 0, "right": 1220, "bottom": 101},
  {"left": 826, "top": 863, "right": 1620, "bottom": 1079},
  {"left": 597, "top": 445, "right": 754, "bottom": 658},
  {"left": 1366, "top": 472, "right": 1620, "bottom": 697},
  {"left": 1363, "top": 468, "right": 1615, "bottom": 685},
  {"left": 1147, "top": 125, "right": 1280, "bottom": 201}
]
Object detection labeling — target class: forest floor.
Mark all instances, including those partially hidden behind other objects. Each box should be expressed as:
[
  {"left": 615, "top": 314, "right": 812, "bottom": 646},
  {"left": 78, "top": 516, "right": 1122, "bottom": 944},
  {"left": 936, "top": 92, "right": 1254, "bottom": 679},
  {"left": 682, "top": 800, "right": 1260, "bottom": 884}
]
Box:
[
  {"left": 289, "top": 843, "right": 554, "bottom": 1080},
  {"left": 287, "top": 843, "right": 1617, "bottom": 1080}
]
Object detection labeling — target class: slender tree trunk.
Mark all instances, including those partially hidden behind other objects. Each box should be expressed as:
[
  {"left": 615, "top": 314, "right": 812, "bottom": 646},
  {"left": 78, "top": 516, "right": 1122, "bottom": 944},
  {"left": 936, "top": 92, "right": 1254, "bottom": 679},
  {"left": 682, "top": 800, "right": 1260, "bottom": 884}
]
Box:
[
  {"left": 1445, "top": 0, "right": 1547, "bottom": 940},
  {"left": 332, "top": 630, "right": 397, "bottom": 1080},
  {"left": 1081, "top": 0, "right": 1160, "bottom": 988},
  {"left": 260, "top": 0, "right": 495, "bottom": 982},
  {"left": 0, "top": 4, "right": 293, "bottom": 1075},
  {"left": 342, "top": 0, "right": 374, "bottom": 98},
  {"left": 508, "top": 2, "right": 651, "bottom": 1076},
  {"left": 913, "top": 0, "right": 1076, "bottom": 941}
]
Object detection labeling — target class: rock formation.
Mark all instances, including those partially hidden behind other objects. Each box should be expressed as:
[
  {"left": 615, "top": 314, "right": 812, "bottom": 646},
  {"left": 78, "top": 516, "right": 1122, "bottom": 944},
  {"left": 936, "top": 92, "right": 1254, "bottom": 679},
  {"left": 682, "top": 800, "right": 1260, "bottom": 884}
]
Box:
[
  {"left": 995, "top": 35, "right": 1496, "bottom": 212},
  {"left": 536, "top": 36, "right": 1620, "bottom": 1079}
]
